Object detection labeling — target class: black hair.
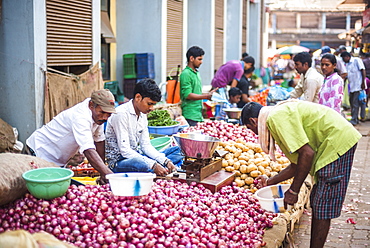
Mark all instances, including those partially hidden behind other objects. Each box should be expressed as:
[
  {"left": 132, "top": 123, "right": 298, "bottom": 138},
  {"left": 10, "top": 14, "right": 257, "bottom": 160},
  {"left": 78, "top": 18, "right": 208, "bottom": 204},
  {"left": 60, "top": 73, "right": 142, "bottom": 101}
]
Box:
[
  {"left": 242, "top": 52, "right": 249, "bottom": 58},
  {"left": 321, "top": 53, "right": 339, "bottom": 73},
  {"left": 321, "top": 53, "right": 337, "bottom": 64},
  {"left": 134, "top": 78, "right": 162, "bottom": 102},
  {"left": 340, "top": 51, "right": 351, "bottom": 58},
  {"left": 240, "top": 102, "right": 263, "bottom": 125},
  {"left": 228, "top": 87, "right": 242, "bottom": 98},
  {"left": 242, "top": 56, "right": 255, "bottom": 66},
  {"left": 245, "top": 66, "right": 255, "bottom": 74},
  {"left": 186, "top": 46, "right": 205, "bottom": 62},
  {"left": 293, "top": 52, "right": 312, "bottom": 67},
  {"left": 288, "top": 79, "right": 295, "bottom": 87}
]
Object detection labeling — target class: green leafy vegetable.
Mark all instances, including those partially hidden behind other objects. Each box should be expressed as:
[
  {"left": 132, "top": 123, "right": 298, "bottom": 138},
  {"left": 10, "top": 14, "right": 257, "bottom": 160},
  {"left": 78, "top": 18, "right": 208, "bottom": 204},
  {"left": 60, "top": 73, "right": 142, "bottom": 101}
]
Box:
[{"left": 147, "top": 109, "right": 178, "bottom": 126}]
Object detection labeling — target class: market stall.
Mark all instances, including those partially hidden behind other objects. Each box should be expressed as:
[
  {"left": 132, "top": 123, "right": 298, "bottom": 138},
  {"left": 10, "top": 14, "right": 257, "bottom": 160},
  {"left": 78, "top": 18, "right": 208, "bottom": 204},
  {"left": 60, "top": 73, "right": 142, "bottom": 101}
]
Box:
[{"left": 0, "top": 113, "right": 311, "bottom": 248}]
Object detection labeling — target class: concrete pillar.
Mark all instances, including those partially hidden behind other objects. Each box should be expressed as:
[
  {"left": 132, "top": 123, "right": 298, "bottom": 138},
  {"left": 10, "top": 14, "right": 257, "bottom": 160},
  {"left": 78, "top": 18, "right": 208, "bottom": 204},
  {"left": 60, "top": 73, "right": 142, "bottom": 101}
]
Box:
[
  {"left": 346, "top": 13, "right": 351, "bottom": 32},
  {"left": 224, "top": 0, "right": 243, "bottom": 62},
  {"left": 248, "top": 1, "right": 262, "bottom": 67},
  {"left": 187, "top": 0, "right": 215, "bottom": 86},
  {"left": 272, "top": 13, "right": 277, "bottom": 34},
  {"left": 322, "top": 13, "right": 326, "bottom": 34},
  {"left": 0, "top": 0, "right": 47, "bottom": 143}
]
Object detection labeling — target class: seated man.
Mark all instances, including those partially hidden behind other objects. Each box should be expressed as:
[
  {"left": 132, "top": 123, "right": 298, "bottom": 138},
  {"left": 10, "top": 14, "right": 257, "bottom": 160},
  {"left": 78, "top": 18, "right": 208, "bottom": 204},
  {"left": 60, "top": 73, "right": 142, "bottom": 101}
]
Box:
[
  {"left": 26, "top": 89, "right": 116, "bottom": 184},
  {"left": 105, "top": 78, "right": 177, "bottom": 177}
]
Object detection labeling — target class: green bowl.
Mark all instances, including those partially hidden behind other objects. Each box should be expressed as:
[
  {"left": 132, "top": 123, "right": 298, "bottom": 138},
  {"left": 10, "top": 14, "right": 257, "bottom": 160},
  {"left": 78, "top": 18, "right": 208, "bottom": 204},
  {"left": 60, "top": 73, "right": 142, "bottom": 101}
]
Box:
[
  {"left": 150, "top": 136, "right": 171, "bottom": 151},
  {"left": 22, "top": 167, "right": 74, "bottom": 199}
]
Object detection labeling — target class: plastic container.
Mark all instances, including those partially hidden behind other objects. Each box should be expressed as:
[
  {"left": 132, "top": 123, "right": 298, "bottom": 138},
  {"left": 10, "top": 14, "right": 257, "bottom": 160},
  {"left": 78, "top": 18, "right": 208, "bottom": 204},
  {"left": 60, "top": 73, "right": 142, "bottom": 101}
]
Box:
[
  {"left": 255, "top": 184, "right": 291, "bottom": 213},
  {"left": 123, "top": 78, "right": 138, "bottom": 99},
  {"left": 22, "top": 168, "right": 74, "bottom": 199},
  {"left": 150, "top": 136, "right": 172, "bottom": 151},
  {"left": 106, "top": 173, "right": 156, "bottom": 196},
  {"left": 123, "top": 53, "right": 136, "bottom": 79},
  {"left": 148, "top": 122, "right": 180, "bottom": 135},
  {"left": 136, "top": 53, "right": 155, "bottom": 79}
]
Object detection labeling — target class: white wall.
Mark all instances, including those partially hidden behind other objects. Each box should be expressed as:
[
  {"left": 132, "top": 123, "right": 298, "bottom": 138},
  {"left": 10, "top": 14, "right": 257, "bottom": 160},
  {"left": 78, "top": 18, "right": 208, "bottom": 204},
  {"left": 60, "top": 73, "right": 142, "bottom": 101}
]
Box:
[{"left": 225, "top": 0, "right": 243, "bottom": 62}]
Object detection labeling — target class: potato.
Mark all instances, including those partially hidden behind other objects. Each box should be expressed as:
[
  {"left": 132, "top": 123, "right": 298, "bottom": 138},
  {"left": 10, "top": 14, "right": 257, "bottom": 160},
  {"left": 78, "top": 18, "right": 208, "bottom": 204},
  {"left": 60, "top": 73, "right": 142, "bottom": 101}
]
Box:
[
  {"left": 239, "top": 164, "right": 248, "bottom": 174},
  {"left": 258, "top": 165, "right": 266, "bottom": 175},
  {"left": 233, "top": 161, "right": 241, "bottom": 170},
  {"left": 239, "top": 159, "right": 247, "bottom": 165},
  {"left": 233, "top": 170, "right": 241, "bottom": 177},
  {"left": 250, "top": 170, "right": 262, "bottom": 178},
  {"left": 243, "top": 185, "right": 250, "bottom": 189},
  {"left": 238, "top": 155, "right": 249, "bottom": 161},
  {"left": 235, "top": 178, "right": 245, "bottom": 187},
  {"left": 224, "top": 153, "right": 233, "bottom": 160},
  {"left": 244, "top": 177, "right": 254, "bottom": 185},
  {"left": 240, "top": 174, "right": 248, "bottom": 180},
  {"left": 259, "top": 161, "right": 269, "bottom": 168},
  {"left": 270, "top": 171, "right": 278, "bottom": 177},
  {"left": 246, "top": 164, "right": 258, "bottom": 173},
  {"left": 225, "top": 166, "right": 234, "bottom": 172},
  {"left": 234, "top": 149, "right": 242, "bottom": 158},
  {"left": 227, "top": 159, "right": 234, "bottom": 166},
  {"left": 222, "top": 159, "right": 228, "bottom": 168}
]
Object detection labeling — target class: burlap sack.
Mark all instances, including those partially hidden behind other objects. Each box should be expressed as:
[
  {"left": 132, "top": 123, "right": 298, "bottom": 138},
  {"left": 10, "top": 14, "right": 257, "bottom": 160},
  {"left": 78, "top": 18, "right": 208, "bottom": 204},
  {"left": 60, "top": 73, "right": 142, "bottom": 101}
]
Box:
[
  {"left": 0, "top": 230, "right": 77, "bottom": 248},
  {"left": 0, "top": 153, "right": 58, "bottom": 206},
  {"left": 0, "top": 118, "right": 16, "bottom": 153}
]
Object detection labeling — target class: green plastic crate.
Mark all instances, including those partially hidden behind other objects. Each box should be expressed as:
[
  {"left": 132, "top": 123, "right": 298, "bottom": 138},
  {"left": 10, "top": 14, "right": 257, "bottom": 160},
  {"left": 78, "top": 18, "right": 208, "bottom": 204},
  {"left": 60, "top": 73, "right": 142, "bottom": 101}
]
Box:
[{"left": 123, "top": 53, "right": 136, "bottom": 79}]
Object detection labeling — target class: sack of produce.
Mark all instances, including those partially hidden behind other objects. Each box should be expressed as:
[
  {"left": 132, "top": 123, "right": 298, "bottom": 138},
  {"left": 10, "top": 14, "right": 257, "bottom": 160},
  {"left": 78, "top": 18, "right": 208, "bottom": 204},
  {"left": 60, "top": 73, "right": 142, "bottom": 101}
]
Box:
[
  {"left": 0, "top": 153, "right": 58, "bottom": 206},
  {"left": 0, "top": 118, "right": 16, "bottom": 153}
]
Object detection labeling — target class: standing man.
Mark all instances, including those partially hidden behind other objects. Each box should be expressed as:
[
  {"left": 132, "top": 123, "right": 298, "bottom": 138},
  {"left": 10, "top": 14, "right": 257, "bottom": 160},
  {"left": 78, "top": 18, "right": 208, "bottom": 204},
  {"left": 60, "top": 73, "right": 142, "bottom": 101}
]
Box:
[
  {"left": 290, "top": 52, "right": 324, "bottom": 103},
  {"left": 105, "top": 79, "right": 177, "bottom": 177},
  {"left": 341, "top": 51, "right": 366, "bottom": 125},
  {"left": 241, "top": 100, "right": 361, "bottom": 248},
  {"left": 26, "top": 89, "right": 116, "bottom": 184},
  {"left": 180, "top": 46, "right": 218, "bottom": 126}
]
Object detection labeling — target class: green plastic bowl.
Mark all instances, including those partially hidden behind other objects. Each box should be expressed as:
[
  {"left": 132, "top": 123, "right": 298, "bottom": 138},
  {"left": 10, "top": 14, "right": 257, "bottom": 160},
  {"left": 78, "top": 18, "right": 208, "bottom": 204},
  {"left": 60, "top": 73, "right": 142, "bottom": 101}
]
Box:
[
  {"left": 150, "top": 136, "right": 172, "bottom": 151},
  {"left": 22, "top": 167, "right": 74, "bottom": 199}
]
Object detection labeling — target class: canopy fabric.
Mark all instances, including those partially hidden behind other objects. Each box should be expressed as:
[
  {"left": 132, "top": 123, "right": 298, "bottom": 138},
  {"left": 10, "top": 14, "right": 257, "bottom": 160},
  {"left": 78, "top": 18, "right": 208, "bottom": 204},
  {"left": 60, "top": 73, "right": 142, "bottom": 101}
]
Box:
[{"left": 277, "top": 45, "right": 310, "bottom": 55}]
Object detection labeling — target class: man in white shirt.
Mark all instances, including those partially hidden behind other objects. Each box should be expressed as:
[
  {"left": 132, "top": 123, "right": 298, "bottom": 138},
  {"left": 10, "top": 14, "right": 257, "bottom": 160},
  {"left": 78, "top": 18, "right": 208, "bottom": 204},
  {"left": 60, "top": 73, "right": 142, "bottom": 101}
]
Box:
[
  {"left": 26, "top": 89, "right": 116, "bottom": 184},
  {"left": 105, "top": 78, "right": 177, "bottom": 177},
  {"left": 290, "top": 52, "right": 324, "bottom": 103},
  {"left": 341, "top": 51, "right": 366, "bottom": 125}
]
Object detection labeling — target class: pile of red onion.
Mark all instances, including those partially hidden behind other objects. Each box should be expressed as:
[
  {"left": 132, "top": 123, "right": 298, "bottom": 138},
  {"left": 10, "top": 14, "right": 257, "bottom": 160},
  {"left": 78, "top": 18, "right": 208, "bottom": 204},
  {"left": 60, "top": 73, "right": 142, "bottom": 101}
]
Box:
[
  {"left": 0, "top": 180, "right": 276, "bottom": 247},
  {"left": 182, "top": 120, "right": 258, "bottom": 143}
]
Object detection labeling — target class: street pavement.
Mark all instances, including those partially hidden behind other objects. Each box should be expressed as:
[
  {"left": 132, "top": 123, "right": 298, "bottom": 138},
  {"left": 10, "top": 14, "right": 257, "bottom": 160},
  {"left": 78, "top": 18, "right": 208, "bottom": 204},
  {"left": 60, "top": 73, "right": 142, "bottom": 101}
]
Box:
[{"left": 292, "top": 119, "right": 370, "bottom": 247}]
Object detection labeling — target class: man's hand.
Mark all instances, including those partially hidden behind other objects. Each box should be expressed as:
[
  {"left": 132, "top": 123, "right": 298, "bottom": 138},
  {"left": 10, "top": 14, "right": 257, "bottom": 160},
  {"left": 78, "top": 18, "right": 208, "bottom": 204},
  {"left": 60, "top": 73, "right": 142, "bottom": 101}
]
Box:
[
  {"left": 284, "top": 189, "right": 299, "bottom": 209},
  {"left": 153, "top": 163, "right": 169, "bottom": 177},
  {"left": 166, "top": 161, "right": 177, "bottom": 173},
  {"left": 256, "top": 175, "right": 270, "bottom": 188}
]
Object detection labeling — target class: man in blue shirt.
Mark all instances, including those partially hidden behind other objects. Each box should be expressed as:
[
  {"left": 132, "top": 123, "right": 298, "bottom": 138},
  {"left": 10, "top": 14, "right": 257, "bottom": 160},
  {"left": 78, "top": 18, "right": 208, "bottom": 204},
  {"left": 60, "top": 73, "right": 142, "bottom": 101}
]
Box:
[{"left": 341, "top": 51, "right": 366, "bottom": 125}]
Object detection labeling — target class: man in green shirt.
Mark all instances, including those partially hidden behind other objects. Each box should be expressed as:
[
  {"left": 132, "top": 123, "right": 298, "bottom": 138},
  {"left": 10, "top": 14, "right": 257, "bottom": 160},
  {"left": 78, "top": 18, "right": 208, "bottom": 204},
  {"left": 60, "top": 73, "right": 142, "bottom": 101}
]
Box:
[
  {"left": 180, "top": 46, "right": 218, "bottom": 126},
  {"left": 241, "top": 100, "right": 361, "bottom": 248}
]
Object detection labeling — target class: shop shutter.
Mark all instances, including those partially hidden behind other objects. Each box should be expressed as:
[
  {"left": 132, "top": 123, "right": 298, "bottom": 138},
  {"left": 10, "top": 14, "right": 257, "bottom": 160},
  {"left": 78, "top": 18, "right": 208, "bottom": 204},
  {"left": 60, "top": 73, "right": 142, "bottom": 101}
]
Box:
[
  {"left": 214, "top": 0, "right": 224, "bottom": 70},
  {"left": 242, "top": 0, "right": 247, "bottom": 55},
  {"left": 167, "top": 0, "right": 183, "bottom": 77},
  {"left": 46, "top": 0, "right": 92, "bottom": 66}
]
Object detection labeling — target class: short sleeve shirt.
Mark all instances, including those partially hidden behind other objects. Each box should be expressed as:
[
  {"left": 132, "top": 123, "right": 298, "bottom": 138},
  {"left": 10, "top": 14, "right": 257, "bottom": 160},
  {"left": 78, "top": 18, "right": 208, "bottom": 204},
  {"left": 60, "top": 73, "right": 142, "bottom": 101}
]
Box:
[
  {"left": 211, "top": 60, "right": 244, "bottom": 88},
  {"left": 180, "top": 66, "right": 204, "bottom": 122},
  {"left": 26, "top": 98, "right": 104, "bottom": 166},
  {"left": 266, "top": 101, "right": 361, "bottom": 176}
]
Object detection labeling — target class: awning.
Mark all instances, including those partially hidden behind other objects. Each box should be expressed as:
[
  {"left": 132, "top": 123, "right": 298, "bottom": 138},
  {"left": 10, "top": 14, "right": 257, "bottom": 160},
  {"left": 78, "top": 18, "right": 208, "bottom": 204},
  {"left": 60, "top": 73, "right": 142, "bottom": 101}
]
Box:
[{"left": 101, "top": 11, "right": 116, "bottom": 43}]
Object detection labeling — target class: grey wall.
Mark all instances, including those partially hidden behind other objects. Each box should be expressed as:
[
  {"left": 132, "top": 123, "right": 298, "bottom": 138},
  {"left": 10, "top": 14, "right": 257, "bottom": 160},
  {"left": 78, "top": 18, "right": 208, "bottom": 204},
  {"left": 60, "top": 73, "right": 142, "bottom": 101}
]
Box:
[
  {"left": 248, "top": 2, "right": 261, "bottom": 67},
  {"left": 0, "top": 0, "right": 46, "bottom": 144},
  {"left": 225, "top": 0, "right": 243, "bottom": 62},
  {"left": 116, "top": 0, "right": 164, "bottom": 86}
]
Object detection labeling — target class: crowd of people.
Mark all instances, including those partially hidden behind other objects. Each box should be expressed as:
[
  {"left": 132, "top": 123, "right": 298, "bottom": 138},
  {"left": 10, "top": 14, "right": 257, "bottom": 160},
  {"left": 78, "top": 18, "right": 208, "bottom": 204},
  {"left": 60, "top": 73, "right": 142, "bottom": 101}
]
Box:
[{"left": 23, "top": 44, "right": 367, "bottom": 248}]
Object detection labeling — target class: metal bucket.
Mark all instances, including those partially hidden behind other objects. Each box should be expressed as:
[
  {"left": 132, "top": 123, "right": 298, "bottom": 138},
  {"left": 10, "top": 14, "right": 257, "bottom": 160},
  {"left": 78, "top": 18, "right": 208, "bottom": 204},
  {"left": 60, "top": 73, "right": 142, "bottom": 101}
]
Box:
[{"left": 173, "top": 133, "right": 220, "bottom": 159}]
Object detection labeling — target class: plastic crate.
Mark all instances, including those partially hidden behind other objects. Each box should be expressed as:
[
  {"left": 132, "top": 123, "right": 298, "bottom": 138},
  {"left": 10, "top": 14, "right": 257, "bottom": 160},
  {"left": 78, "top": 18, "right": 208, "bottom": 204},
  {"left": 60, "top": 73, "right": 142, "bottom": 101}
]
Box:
[
  {"left": 136, "top": 53, "right": 155, "bottom": 79},
  {"left": 123, "top": 79, "right": 137, "bottom": 99},
  {"left": 104, "top": 81, "right": 124, "bottom": 102},
  {"left": 123, "top": 53, "right": 136, "bottom": 79}
]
